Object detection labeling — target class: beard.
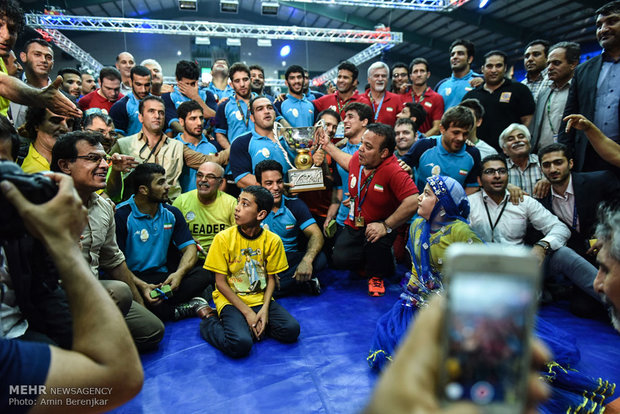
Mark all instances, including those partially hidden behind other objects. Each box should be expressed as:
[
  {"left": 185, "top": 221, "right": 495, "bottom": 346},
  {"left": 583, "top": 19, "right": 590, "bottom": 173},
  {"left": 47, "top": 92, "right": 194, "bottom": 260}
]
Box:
[{"left": 601, "top": 294, "right": 620, "bottom": 332}]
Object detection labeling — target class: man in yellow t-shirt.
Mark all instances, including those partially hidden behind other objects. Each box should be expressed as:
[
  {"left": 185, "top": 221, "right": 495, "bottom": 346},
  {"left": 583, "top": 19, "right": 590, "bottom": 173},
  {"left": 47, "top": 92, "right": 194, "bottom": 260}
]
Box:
[
  {"left": 172, "top": 162, "right": 236, "bottom": 261},
  {"left": 199, "top": 185, "right": 300, "bottom": 358}
]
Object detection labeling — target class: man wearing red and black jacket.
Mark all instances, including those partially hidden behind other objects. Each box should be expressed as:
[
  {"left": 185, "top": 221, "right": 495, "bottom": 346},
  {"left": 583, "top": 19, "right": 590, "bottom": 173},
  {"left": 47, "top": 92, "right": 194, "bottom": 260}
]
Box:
[
  {"left": 331, "top": 123, "right": 419, "bottom": 296},
  {"left": 313, "top": 61, "right": 371, "bottom": 120}
]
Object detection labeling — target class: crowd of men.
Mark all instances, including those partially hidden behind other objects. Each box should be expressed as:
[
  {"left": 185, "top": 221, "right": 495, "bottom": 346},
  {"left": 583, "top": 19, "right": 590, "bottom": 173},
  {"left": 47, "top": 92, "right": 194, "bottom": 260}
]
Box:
[{"left": 1, "top": 0, "right": 620, "bottom": 411}]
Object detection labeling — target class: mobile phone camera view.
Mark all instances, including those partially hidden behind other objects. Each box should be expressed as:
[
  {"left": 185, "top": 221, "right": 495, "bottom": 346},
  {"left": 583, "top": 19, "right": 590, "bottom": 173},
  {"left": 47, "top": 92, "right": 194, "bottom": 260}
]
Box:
[{"left": 441, "top": 273, "right": 536, "bottom": 411}]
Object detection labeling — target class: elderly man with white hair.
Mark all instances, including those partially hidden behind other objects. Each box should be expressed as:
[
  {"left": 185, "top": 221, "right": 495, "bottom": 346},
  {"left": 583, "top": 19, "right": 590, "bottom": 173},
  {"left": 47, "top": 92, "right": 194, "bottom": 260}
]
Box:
[
  {"left": 363, "top": 61, "right": 403, "bottom": 127},
  {"left": 595, "top": 204, "right": 620, "bottom": 331},
  {"left": 141, "top": 58, "right": 173, "bottom": 96},
  {"left": 500, "top": 122, "right": 549, "bottom": 197}
]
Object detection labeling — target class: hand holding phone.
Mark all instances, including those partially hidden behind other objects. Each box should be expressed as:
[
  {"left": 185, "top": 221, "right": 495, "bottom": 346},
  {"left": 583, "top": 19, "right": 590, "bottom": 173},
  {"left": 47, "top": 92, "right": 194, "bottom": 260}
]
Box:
[
  {"left": 365, "top": 293, "right": 550, "bottom": 414},
  {"left": 438, "top": 244, "right": 543, "bottom": 413}
]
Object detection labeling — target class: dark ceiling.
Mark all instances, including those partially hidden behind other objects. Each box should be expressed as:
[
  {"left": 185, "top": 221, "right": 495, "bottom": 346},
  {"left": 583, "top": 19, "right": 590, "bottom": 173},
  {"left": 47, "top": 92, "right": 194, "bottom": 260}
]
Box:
[{"left": 20, "top": 0, "right": 607, "bottom": 78}]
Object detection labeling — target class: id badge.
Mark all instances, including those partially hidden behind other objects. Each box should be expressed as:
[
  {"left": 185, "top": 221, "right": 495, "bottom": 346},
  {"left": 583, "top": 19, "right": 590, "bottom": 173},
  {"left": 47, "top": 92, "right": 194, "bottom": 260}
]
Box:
[
  {"left": 355, "top": 216, "right": 365, "bottom": 228},
  {"left": 349, "top": 200, "right": 355, "bottom": 221}
]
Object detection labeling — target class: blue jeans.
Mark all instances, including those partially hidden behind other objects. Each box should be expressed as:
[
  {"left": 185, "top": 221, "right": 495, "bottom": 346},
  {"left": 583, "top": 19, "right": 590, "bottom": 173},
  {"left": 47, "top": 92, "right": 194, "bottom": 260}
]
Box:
[{"left": 545, "top": 246, "right": 600, "bottom": 302}]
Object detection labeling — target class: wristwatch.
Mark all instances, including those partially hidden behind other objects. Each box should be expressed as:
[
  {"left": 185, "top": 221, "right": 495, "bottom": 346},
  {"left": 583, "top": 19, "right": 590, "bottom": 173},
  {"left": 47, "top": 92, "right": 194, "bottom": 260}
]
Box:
[
  {"left": 534, "top": 240, "right": 551, "bottom": 255},
  {"left": 382, "top": 221, "right": 393, "bottom": 234}
]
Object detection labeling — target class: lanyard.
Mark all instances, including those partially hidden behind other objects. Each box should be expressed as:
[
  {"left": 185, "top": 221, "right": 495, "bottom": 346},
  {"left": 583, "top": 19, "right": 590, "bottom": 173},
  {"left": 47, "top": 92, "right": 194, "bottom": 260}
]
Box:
[
  {"left": 483, "top": 197, "right": 508, "bottom": 242},
  {"left": 356, "top": 167, "right": 376, "bottom": 214},
  {"left": 138, "top": 134, "right": 164, "bottom": 162},
  {"left": 336, "top": 93, "right": 353, "bottom": 116},
  {"left": 369, "top": 93, "right": 385, "bottom": 122},
  {"left": 235, "top": 95, "right": 251, "bottom": 128},
  {"left": 412, "top": 87, "right": 427, "bottom": 104},
  {"left": 545, "top": 90, "right": 558, "bottom": 135}
]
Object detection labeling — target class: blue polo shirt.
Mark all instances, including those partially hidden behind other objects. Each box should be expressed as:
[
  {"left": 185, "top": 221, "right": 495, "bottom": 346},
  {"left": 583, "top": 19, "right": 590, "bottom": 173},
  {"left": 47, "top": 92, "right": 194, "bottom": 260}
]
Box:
[
  {"left": 162, "top": 86, "right": 217, "bottom": 133},
  {"left": 229, "top": 130, "right": 296, "bottom": 183},
  {"left": 402, "top": 135, "right": 481, "bottom": 191},
  {"left": 0, "top": 337, "right": 50, "bottom": 414},
  {"left": 174, "top": 133, "right": 218, "bottom": 192},
  {"left": 109, "top": 92, "right": 142, "bottom": 136},
  {"left": 262, "top": 195, "right": 315, "bottom": 252},
  {"left": 205, "top": 83, "right": 235, "bottom": 103},
  {"left": 335, "top": 140, "right": 361, "bottom": 225},
  {"left": 115, "top": 196, "right": 195, "bottom": 273},
  {"left": 214, "top": 94, "right": 257, "bottom": 143},
  {"left": 274, "top": 94, "right": 315, "bottom": 127},
  {"left": 435, "top": 69, "right": 482, "bottom": 110}
]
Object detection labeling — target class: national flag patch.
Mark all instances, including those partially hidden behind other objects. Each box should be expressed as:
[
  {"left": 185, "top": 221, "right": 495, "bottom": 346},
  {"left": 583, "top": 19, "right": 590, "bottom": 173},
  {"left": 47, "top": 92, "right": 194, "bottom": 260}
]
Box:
[
  {"left": 285, "top": 224, "right": 295, "bottom": 230},
  {"left": 164, "top": 223, "right": 173, "bottom": 230},
  {"left": 459, "top": 169, "right": 468, "bottom": 176},
  {"left": 374, "top": 184, "right": 384, "bottom": 192}
]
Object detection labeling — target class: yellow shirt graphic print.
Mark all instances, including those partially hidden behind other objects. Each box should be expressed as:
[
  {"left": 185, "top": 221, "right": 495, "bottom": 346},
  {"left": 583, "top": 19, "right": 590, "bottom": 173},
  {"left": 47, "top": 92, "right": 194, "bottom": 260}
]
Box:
[{"left": 230, "top": 247, "right": 266, "bottom": 295}]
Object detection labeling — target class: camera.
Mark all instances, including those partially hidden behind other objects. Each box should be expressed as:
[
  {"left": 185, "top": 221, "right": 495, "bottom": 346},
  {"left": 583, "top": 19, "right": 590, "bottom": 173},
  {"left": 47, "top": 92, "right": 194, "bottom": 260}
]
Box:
[{"left": 0, "top": 161, "right": 58, "bottom": 238}]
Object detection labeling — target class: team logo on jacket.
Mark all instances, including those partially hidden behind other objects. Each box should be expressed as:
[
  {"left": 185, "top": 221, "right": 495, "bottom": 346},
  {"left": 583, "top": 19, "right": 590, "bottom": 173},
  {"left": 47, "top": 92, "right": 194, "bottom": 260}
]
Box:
[
  {"left": 292, "top": 108, "right": 299, "bottom": 118},
  {"left": 235, "top": 110, "right": 243, "bottom": 120},
  {"left": 445, "top": 88, "right": 452, "bottom": 96},
  {"left": 139, "top": 229, "right": 149, "bottom": 242},
  {"left": 186, "top": 211, "right": 196, "bottom": 221},
  {"left": 500, "top": 92, "right": 512, "bottom": 103},
  {"left": 350, "top": 175, "right": 357, "bottom": 188}
]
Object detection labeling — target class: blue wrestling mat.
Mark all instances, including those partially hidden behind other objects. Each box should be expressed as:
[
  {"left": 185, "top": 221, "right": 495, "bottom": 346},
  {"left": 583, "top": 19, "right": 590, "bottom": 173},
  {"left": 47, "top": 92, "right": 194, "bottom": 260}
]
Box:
[{"left": 110, "top": 268, "right": 620, "bottom": 414}]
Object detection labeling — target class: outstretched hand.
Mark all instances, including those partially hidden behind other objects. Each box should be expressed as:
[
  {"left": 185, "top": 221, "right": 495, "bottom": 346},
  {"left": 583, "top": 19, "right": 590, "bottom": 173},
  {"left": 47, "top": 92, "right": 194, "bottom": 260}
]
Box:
[
  {"left": 40, "top": 76, "right": 83, "bottom": 118},
  {"left": 564, "top": 114, "right": 594, "bottom": 133}
]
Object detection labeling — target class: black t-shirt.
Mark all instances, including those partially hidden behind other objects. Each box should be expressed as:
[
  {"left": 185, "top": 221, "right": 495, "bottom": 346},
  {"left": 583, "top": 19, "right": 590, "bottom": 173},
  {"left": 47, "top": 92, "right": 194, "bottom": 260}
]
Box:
[{"left": 462, "top": 78, "right": 535, "bottom": 151}]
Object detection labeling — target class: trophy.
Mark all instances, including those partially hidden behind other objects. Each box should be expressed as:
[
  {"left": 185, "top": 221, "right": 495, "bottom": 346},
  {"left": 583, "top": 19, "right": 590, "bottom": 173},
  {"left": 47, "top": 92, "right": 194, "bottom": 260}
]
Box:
[{"left": 273, "top": 121, "right": 326, "bottom": 193}]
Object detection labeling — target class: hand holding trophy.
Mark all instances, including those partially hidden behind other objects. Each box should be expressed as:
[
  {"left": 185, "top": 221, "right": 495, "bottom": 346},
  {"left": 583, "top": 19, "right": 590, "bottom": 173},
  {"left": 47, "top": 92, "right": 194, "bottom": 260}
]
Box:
[{"left": 273, "top": 120, "right": 327, "bottom": 192}]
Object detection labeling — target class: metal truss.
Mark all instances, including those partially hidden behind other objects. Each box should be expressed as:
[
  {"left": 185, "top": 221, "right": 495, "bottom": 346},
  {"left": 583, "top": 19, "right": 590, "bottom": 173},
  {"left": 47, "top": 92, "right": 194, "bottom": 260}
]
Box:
[
  {"left": 311, "top": 42, "right": 391, "bottom": 86},
  {"left": 25, "top": 13, "right": 402, "bottom": 45},
  {"left": 284, "top": 0, "right": 470, "bottom": 11},
  {"left": 34, "top": 28, "right": 103, "bottom": 74}
]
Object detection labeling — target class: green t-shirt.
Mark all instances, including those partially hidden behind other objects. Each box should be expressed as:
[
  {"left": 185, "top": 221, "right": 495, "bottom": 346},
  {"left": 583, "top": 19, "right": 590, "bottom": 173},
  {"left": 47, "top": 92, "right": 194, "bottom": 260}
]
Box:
[{"left": 172, "top": 190, "right": 237, "bottom": 259}]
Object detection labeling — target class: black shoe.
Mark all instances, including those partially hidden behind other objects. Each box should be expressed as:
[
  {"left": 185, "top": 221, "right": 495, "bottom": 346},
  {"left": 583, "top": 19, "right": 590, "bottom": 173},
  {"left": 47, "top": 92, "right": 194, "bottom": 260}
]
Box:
[
  {"left": 173, "top": 297, "right": 208, "bottom": 320},
  {"left": 306, "top": 277, "right": 321, "bottom": 295}
]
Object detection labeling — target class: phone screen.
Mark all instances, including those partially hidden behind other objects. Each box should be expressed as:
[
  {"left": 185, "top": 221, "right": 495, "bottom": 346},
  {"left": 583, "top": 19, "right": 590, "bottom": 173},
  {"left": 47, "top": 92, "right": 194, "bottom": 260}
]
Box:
[{"left": 440, "top": 272, "right": 536, "bottom": 410}]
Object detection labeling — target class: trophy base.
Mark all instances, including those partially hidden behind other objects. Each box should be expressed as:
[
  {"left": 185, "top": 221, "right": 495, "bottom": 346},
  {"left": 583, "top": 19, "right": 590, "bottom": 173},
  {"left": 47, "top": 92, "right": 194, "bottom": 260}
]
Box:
[{"left": 288, "top": 167, "right": 325, "bottom": 193}]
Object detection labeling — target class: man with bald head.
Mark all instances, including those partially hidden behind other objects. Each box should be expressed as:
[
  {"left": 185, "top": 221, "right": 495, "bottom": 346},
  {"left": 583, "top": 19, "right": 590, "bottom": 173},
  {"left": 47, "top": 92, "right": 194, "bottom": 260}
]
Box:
[
  {"left": 116, "top": 51, "right": 135, "bottom": 96},
  {"left": 173, "top": 162, "right": 237, "bottom": 260}
]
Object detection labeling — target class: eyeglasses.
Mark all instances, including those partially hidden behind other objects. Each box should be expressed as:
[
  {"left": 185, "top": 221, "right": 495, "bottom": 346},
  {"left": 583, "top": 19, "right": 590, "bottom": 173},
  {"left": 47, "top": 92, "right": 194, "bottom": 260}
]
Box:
[
  {"left": 197, "top": 174, "right": 222, "bottom": 181},
  {"left": 482, "top": 168, "right": 508, "bottom": 176},
  {"left": 75, "top": 153, "right": 110, "bottom": 164},
  {"left": 393, "top": 73, "right": 408, "bottom": 78}
]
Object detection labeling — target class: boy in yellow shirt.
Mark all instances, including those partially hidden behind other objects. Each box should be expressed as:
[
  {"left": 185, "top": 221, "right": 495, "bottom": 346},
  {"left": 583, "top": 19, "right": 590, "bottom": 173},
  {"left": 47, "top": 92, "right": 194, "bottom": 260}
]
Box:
[{"left": 199, "top": 186, "right": 300, "bottom": 357}]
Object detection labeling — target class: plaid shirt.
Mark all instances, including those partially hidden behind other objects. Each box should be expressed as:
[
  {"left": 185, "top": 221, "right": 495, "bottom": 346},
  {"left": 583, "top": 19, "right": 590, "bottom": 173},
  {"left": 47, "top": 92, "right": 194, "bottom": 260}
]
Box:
[
  {"left": 521, "top": 68, "right": 550, "bottom": 101},
  {"left": 506, "top": 153, "right": 542, "bottom": 195}
]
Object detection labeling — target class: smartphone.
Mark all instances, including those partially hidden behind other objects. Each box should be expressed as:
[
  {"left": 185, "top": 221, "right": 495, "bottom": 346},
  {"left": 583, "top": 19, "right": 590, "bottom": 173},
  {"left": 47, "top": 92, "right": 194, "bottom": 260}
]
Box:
[{"left": 438, "top": 244, "right": 541, "bottom": 414}]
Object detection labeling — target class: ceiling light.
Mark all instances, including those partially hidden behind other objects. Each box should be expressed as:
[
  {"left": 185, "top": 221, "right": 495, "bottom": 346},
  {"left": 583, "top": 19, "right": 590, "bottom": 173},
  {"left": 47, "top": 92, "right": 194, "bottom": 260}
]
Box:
[
  {"left": 262, "top": 1, "right": 279, "bottom": 15},
  {"left": 178, "top": 0, "right": 197, "bottom": 11},
  {"left": 257, "top": 39, "right": 272, "bottom": 47},
  {"left": 220, "top": 0, "right": 239, "bottom": 13},
  {"left": 226, "top": 38, "right": 241, "bottom": 46},
  {"left": 195, "top": 37, "right": 210, "bottom": 45}
]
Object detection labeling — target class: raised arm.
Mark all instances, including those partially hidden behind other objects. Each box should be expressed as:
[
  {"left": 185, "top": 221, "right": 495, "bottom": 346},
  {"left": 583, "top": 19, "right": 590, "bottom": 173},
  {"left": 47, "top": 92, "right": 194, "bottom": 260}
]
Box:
[
  {"left": 0, "top": 74, "right": 81, "bottom": 118},
  {"left": 1, "top": 173, "right": 143, "bottom": 414},
  {"left": 564, "top": 114, "right": 620, "bottom": 168}
]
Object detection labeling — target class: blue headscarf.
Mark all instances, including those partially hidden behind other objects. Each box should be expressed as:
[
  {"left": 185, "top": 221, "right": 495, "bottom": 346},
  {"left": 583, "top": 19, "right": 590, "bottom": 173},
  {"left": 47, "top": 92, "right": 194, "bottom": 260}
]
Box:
[{"left": 413, "top": 175, "right": 471, "bottom": 292}]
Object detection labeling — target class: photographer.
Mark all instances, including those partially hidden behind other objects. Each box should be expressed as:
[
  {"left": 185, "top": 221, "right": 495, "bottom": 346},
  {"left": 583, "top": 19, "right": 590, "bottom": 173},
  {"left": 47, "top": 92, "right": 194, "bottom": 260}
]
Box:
[{"left": 0, "top": 172, "right": 143, "bottom": 413}]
